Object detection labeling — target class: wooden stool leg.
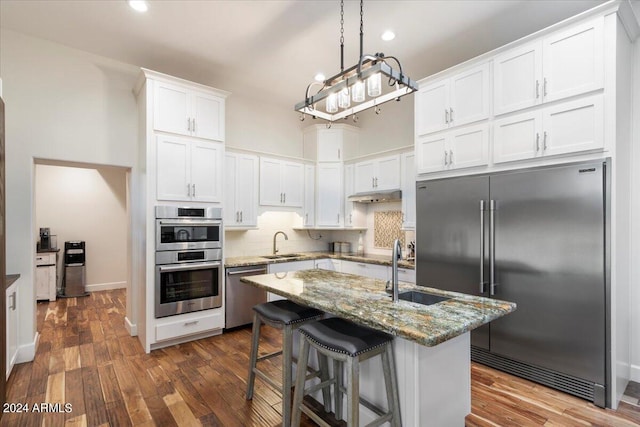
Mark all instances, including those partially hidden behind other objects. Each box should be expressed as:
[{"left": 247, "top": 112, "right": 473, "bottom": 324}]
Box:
[
  {"left": 318, "top": 353, "right": 332, "bottom": 413},
  {"left": 346, "top": 356, "right": 359, "bottom": 427},
  {"left": 382, "top": 343, "right": 402, "bottom": 427},
  {"left": 246, "top": 313, "right": 261, "bottom": 400},
  {"left": 333, "top": 359, "right": 342, "bottom": 420},
  {"left": 282, "top": 325, "right": 294, "bottom": 427},
  {"left": 291, "top": 334, "right": 311, "bottom": 427}
]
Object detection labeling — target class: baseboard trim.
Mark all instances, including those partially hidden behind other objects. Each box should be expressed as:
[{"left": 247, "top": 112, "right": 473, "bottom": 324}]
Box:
[
  {"left": 125, "top": 316, "right": 137, "bottom": 336},
  {"left": 85, "top": 281, "right": 127, "bottom": 292},
  {"left": 631, "top": 364, "right": 640, "bottom": 382},
  {"left": 16, "top": 332, "right": 39, "bottom": 364}
]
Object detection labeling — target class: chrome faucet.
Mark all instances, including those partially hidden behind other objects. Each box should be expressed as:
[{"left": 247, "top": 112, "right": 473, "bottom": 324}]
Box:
[
  {"left": 273, "top": 231, "right": 288, "bottom": 255},
  {"left": 391, "top": 238, "right": 402, "bottom": 302}
]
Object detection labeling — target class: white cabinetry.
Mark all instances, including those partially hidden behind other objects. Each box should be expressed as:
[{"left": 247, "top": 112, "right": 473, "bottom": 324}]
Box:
[
  {"left": 401, "top": 152, "right": 416, "bottom": 229},
  {"left": 493, "top": 17, "right": 603, "bottom": 116},
  {"left": 303, "top": 124, "right": 358, "bottom": 162},
  {"left": 35, "top": 252, "right": 56, "bottom": 301},
  {"left": 343, "top": 164, "right": 365, "bottom": 228},
  {"left": 156, "top": 135, "right": 223, "bottom": 202},
  {"left": 354, "top": 154, "right": 401, "bottom": 193},
  {"left": 416, "top": 123, "right": 489, "bottom": 174},
  {"left": 6, "top": 279, "right": 18, "bottom": 377},
  {"left": 225, "top": 152, "right": 258, "bottom": 227},
  {"left": 267, "top": 260, "right": 315, "bottom": 301},
  {"left": 303, "top": 164, "right": 315, "bottom": 227},
  {"left": 416, "top": 63, "right": 490, "bottom": 136},
  {"left": 259, "top": 157, "right": 304, "bottom": 207},
  {"left": 154, "top": 80, "right": 225, "bottom": 141},
  {"left": 155, "top": 310, "right": 224, "bottom": 342},
  {"left": 493, "top": 94, "right": 603, "bottom": 164},
  {"left": 315, "top": 259, "right": 342, "bottom": 272},
  {"left": 341, "top": 260, "right": 389, "bottom": 281},
  {"left": 316, "top": 163, "right": 343, "bottom": 227}
]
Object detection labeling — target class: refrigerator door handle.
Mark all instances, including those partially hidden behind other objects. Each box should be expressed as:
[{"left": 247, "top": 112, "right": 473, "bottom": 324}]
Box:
[
  {"left": 489, "top": 199, "right": 497, "bottom": 296},
  {"left": 480, "top": 200, "right": 486, "bottom": 294}
]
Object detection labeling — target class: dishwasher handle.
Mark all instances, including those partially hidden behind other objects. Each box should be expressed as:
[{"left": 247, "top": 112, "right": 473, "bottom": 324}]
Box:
[{"left": 227, "top": 268, "right": 268, "bottom": 276}]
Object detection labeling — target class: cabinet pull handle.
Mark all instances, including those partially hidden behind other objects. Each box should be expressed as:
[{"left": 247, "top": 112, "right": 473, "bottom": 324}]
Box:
[
  {"left": 187, "top": 118, "right": 191, "bottom": 132},
  {"left": 338, "top": 148, "right": 341, "bottom": 159},
  {"left": 449, "top": 108, "right": 454, "bottom": 123},
  {"left": 280, "top": 193, "right": 283, "bottom": 203},
  {"left": 236, "top": 211, "right": 239, "bottom": 222},
  {"left": 184, "top": 320, "right": 199, "bottom": 326},
  {"left": 337, "top": 213, "right": 340, "bottom": 224},
  {"left": 372, "top": 177, "right": 375, "bottom": 188},
  {"left": 444, "top": 150, "right": 448, "bottom": 165},
  {"left": 536, "top": 80, "right": 540, "bottom": 99},
  {"left": 283, "top": 193, "right": 286, "bottom": 203},
  {"left": 305, "top": 213, "right": 308, "bottom": 223},
  {"left": 543, "top": 78, "right": 548, "bottom": 97},
  {"left": 449, "top": 150, "right": 453, "bottom": 164},
  {"left": 240, "top": 211, "right": 243, "bottom": 222},
  {"left": 192, "top": 118, "right": 196, "bottom": 133},
  {"left": 536, "top": 133, "right": 540, "bottom": 151},
  {"left": 349, "top": 213, "right": 352, "bottom": 224},
  {"left": 192, "top": 184, "right": 196, "bottom": 197},
  {"left": 9, "top": 292, "right": 16, "bottom": 311},
  {"left": 445, "top": 109, "right": 449, "bottom": 124},
  {"left": 187, "top": 184, "right": 191, "bottom": 197},
  {"left": 543, "top": 131, "right": 548, "bottom": 150}
]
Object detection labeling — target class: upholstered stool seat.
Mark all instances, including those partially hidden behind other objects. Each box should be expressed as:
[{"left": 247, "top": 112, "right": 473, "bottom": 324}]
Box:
[
  {"left": 246, "top": 300, "right": 328, "bottom": 427},
  {"left": 291, "top": 317, "right": 402, "bottom": 427}
]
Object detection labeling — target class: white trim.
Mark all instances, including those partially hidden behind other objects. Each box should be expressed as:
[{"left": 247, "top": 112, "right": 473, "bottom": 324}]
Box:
[
  {"left": 125, "top": 316, "right": 137, "bottom": 336},
  {"left": 85, "top": 281, "right": 127, "bottom": 292},
  {"left": 16, "top": 332, "right": 39, "bottom": 364}
]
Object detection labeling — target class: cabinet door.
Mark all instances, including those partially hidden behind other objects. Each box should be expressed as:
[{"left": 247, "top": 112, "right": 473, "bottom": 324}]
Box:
[
  {"left": 354, "top": 161, "right": 376, "bottom": 193},
  {"left": 154, "top": 81, "right": 190, "bottom": 136},
  {"left": 449, "top": 63, "right": 490, "bottom": 128},
  {"left": 35, "top": 267, "right": 50, "bottom": 300},
  {"left": 303, "top": 164, "right": 315, "bottom": 227},
  {"left": 317, "top": 129, "right": 343, "bottom": 161},
  {"left": 401, "top": 152, "right": 416, "bottom": 229},
  {"left": 415, "top": 80, "right": 449, "bottom": 136},
  {"left": 316, "top": 163, "right": 343, "bottom": 227},
  {"left": 236, "top": 154, "right": 259, "bottom": 226},
  {"left": 375, "top": 155, "right": 401, "bottom": 191},
  {"left": 224, "top": 153, "right": 239, "bottom": 225},
  {"left": 542, "top": 17, "right": 603, "bottom": 103},
  {"left": 157, "top": 135, "right": 190, "bottom": 201},
  {"left": 493, "top": 42, "right": 543, "bottom": 116},
  {"left": 493, "top": 111, "right": 543, "bottom": 164},
  {"left": 416, "top": 134, "right": 447, "bottom": 174},
  {"left": 282, "top": 161, "right": 304, "bottom": 207},
  {"left": 190, "top": 141, "right": 222, "bottom": 202},
  {"left": 259, "top": 157, "right": 284, "bottom": 206},
  {"left": 192, "top": 92, "right": 224, "bottom": 141},
  {"left": 6, "top": 285, "right": 17, "bottom": 376},
  {"left": 542, "top": 94, "right": 603, "bottom": 157},
  {"left": 448, "top": 123, "right": 489, "bottom": 170}
]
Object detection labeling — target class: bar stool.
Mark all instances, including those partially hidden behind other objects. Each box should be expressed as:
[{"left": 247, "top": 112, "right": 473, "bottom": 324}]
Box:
[
  {"left": 291, "top": 317, "right": 402, "bottom": 427},
  {"left": 246, "top": 300, "right": 329, "bottom": 427}
]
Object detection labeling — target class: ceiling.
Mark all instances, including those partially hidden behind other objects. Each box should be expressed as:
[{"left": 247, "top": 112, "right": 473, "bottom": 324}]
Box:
[{"left": 0, "top": 0, "right": 607, "bottom": 109}]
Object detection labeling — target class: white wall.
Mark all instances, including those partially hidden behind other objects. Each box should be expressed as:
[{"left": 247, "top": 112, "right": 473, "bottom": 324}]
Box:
[
  {"left": 355, "top": 97, "right": 414, "bottom": 157},
  {"left": 35, "top": 163, "right": 127, "bottom": 291},
  {"left": 0, "top": 29, "right": 139, "bottom": 361},
  {"left": 630, "top": 6, "right": 640, "bottom": 382}
]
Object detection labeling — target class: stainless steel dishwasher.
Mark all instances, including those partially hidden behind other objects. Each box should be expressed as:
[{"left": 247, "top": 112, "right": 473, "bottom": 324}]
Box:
[{"left": 225, "top": 265, "right": 268, "bottom": 329}]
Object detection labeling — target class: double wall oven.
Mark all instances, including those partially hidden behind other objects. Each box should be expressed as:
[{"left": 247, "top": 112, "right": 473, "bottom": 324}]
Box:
[{"left": 155, "top": 206, "right": 223, "bottom": 318}]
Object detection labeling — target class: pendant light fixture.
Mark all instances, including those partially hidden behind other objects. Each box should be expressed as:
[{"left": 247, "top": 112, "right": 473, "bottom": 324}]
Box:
[{"left": 295, "top": 0, "right": 418, "bottom": 124}]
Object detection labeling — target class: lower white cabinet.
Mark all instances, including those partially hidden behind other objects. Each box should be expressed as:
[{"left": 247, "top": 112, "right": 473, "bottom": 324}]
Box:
[
  {"left": 155, "top": 309, "right": 224, "bottom": 342},
  {"left": 341, "top": 260, "right": 389, "bottom": 281},
  {"left": 314, "top": 259, "right": 342, "bottom": 272},
  {"left": 35, "top": 252, "right": 56, "bottom": 301},
  {"left": 6, "top": 280, "right": 18, "bottom": 378},
  {"left": 267, "top": 260, "right": 315, "bottom": 301},
  {"left": 395, "top": 267, "right": 416, "bottom": 284}
]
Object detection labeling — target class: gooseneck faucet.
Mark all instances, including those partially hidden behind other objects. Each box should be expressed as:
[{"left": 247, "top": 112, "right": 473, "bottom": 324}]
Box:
[
  {"left": 273, "top": 231, "right": 288, "bottom": 255},
  {"left": 391, "top": 239, "right": 402, "bottom": 302}
]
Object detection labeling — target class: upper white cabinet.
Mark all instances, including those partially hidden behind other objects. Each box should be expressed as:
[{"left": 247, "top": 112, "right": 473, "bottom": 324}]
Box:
[
  {"left": 303, "top": 164, "right": 315, "bottom": 227},
  {"left": 343, "top": 164, "right": 365, "bottom": 228},
  {"left": 354, "top": 154, "right": 401, "bottom": 193},
  {"left": 316, "top": 162, "right": 343, "bottom": 227},
  {"left": 154, "top": 80, "right": 226, "bottom": 141},
  {"left": 259, "top": 157, "right": 304, "bottom": 207},
  {"left": 401, "top": 152, "right": 416, "bottom": 229},
  {"left": 303, "top": 124, "right": 358, "bottom": 162},
  {"left": 157, "top": 135, "right": 223, "bottom": 202},
  {"left": 494, "top": 17, "right": 603, "bottom": 116},
  {"left": 416, "top": 123, "right": 489, "bottom": 174},
  {"left": 225, "top": 152, "right": 259, "bottom": 227},
  {"left": 416, "top": 62, "right": 490, "bottom": 136}
]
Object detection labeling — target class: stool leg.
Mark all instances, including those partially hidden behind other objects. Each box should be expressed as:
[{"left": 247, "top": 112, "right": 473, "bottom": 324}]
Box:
[
  {"left": 346, "top": 356, "right": 359, "bottom": 427},
  {"left": 282, "top": 325, "right": 294, "bottom": 427},
  {"left": 333, "top": 359, "right": 342, "bottom": 420},
  {"left": 317, "top": 352, "right": 332, "bottom": 413},
  {"left": 382, "top": 343, "right": 402, "bottom": 427},
  {"left": 246, "top": 313, "right": 261, "bottom": 400},
  {"left": 291, "top": 334, "right": 310, "bottom": 427}
]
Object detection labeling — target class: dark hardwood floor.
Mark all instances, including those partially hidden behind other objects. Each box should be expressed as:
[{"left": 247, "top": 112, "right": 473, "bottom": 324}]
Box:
[{"left": 2, "top": 289, "right": 639, "bottom": 426}]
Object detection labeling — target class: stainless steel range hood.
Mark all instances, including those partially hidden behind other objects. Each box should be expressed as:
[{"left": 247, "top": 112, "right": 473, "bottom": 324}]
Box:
[{"left": 347, "top": 190, "right": 402, "bottom": 203}]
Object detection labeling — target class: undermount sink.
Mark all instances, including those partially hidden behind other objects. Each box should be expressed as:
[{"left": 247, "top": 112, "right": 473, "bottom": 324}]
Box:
[
  {"left": 262, "top": 253, "right": 303, "bottom": 259},
  {"left": 398, "top": 291, "right": 451, "bottom": 306}
]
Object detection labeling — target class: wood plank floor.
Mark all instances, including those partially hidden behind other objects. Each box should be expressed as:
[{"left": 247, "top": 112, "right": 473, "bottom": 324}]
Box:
[{"left": 1, "top": 289, "right": 638, "bottom": 426}]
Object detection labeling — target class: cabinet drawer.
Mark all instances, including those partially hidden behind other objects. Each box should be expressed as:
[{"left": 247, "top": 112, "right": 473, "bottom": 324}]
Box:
[
  {"left": 35, "top": 253, "right": 55, "bottom": 265},
  {"left": 397, "top": 268, "right": 416, "bottom": 284},
  {"left": 155, "top": 310, "right": 223, "bottom": 342}
]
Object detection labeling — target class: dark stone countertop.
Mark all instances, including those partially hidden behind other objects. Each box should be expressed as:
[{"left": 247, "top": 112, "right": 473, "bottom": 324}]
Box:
[{"left": 6, "top": 274, "right": 20, "bottom": 290}]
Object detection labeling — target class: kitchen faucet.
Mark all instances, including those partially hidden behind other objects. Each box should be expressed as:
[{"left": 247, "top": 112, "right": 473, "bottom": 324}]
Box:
[
  {"left": 391, "top": 238, "right": 402, "bottom": 302},
  {"left": 273, "top": 231, "right": 288, "bottom": 255}
]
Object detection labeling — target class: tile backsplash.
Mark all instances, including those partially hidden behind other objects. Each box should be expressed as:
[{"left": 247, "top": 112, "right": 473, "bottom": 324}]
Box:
[{"left": 374, "top": 210, "right": 405, "bottom": 249}]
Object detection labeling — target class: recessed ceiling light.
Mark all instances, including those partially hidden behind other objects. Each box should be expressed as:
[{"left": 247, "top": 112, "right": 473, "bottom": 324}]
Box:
[
  {"left": 314, "top": 73, "right": 326, "bottom": 82},
  {"left": 128, "top": 0, "right": 148, "bottom": 13},
  {"left": 381, "top": 30, "right": 396, "bottom": 41}
]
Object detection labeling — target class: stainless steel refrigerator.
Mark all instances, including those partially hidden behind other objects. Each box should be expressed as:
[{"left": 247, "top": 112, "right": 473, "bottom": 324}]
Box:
[{"left": 416, "top": 160, "right": 610, "bottom": 408}]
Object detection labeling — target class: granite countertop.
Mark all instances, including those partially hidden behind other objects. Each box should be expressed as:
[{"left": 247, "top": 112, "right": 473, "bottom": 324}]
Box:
[
  {"left": 240, "top": 269, "right": 516, "bottom": 347},
  {"left": 225, "top": 251, "right": 416, "bottom": 270},
  {"left": 6, "top": 274, "right": 20, "bottom": 290}
]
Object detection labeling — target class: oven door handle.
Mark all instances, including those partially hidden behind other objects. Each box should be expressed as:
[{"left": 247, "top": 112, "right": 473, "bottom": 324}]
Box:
[
  {"left": 158, "top": 261, "right": 221, "bottom": 272},
  {"left": 157, "top": 220, "right": 222, "bottom": 227}
]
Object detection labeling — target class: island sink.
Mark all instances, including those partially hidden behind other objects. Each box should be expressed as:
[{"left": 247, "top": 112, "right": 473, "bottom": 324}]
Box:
[{"left": 398, "top": 290, "right": 450, "bottom": 306}]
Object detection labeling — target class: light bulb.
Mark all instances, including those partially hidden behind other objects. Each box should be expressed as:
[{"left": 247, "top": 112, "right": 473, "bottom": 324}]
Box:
[
  {"left": 352, "top": 80, "right": 365, "bottom": 102},
  {"left": 368, "top": 73, "right": 382, "bottom": 97},
  {"left": 128, "top": 0, "right": 148, "bottom": 12},
  {"left": 326, "top": 93, "right": 338, "bottom": 113},
  {"left": 338, "top": 87, "right": 350, "bottom": 109}
]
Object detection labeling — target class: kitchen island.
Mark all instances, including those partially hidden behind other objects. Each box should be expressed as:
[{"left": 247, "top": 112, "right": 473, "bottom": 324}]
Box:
[{"left": 241, "top": 269, "right": 515, "bottom": 426}]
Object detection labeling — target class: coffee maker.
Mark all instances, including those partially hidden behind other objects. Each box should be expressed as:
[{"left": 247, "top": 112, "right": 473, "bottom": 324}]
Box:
[{"left": 39, "top": 227, "right": 52, "bottom": 251}]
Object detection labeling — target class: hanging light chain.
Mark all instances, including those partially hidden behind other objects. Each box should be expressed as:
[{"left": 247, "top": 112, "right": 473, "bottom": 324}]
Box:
[{"left": 340, "top": 0, "right": 345, "bottom": 72}]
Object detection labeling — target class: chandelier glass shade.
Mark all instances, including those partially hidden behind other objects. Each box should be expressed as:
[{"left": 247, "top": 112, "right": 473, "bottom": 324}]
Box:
[{"left": 295, "top": 0, "right": 418, "bottom": 123}]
